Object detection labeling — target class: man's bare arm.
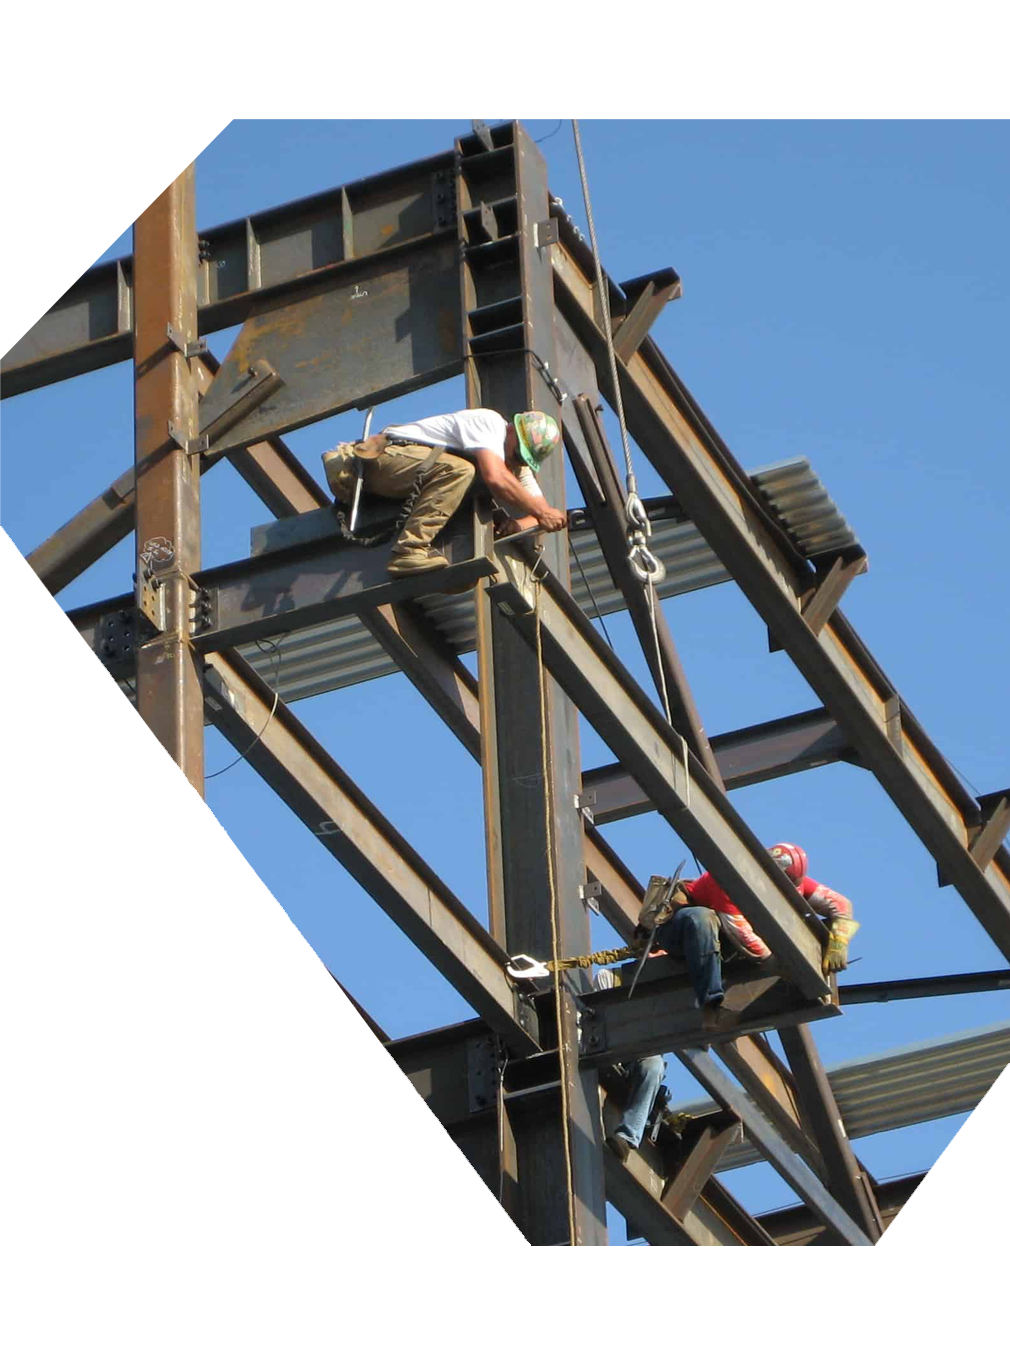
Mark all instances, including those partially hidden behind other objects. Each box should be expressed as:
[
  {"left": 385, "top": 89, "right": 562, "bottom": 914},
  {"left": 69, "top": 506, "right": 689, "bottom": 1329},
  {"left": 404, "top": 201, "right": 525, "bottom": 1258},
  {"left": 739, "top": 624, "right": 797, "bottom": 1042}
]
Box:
[{"left": 474, "top": 448, "right": 567, "bottom": 532}]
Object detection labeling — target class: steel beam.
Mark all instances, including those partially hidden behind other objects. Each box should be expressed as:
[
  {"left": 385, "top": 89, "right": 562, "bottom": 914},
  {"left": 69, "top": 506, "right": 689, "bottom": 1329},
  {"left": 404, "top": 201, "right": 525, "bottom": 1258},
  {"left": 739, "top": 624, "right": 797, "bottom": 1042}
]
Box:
[
  {"left": 611, "top": 269, "right": 682, "bottom": 364},
  {"left": 759, "top": 1172, "right": 923, "bottom": 1245},
  {"left": 3, "top": 152, "right": 458, "bottom": 397},
  {"left": 713, "top": 1035, "right": 826, "bottom": 1179},
  {"left": 390, "top": 1017, "right": 773, "bottom": 1246},
  {"left": 778, "top": 1024, "right": 886, "bottom": 1239},
  {"left": 202, "top": 649, "right": 538, "bottom": 1056},
  {"left": 572, "top": 958, "right": 839, "bottom": 1068},
  {"left": 131, "top": 168, "right": 204, "bottom": 790},
  {"left": 27, "top": 349, "right": 328, "bottom": 597},
  {"left": 583, "top": 707, "right": 854, "bottom": 821},
  {"left": 676, "top": 1048, "right": 873, "bottom": 1245},
  {"left": 839, "top": 969, "right": 1010, "bottom": 1003},
  {"left": 192, "top": 351, "right": 331, "bottom": 517},
  {"left": 658, "top": 1119, "right": 741, "bottom": 1222},
  {"left": 458, "top": 121, "right": 606, "bottom": 1244},
  {"left": 360, "top": 598, "right": 644, "bottom": 935},
  {"left": 569, "top": 394, "right": 723, "bottom": 787},
  {"left": 27, "top": 463, "right": 155, "bottom": 598},
  {"left": 193, "top": 239, "right": 462, "bottom": 456},
  {"left": 489, "top": 546, "right": 831, "bottom": 1000},
  {"left": 549, "top": 220, "right": 1010, "bottom": 961}
]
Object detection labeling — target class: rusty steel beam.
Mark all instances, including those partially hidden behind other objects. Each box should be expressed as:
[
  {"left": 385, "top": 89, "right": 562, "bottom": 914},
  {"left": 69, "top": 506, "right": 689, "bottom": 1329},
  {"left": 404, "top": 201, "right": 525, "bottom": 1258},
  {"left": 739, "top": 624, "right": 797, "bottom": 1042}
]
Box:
[
  {"left": 658, "top": 1119, "right": 741, "bottom": 1222},
  {"left": 192, "top": 351, "right": 331, "bottom": 517},
  {"left": 839, "top": 968, "right": 1010, "bottom": 1003},
  {"left": 714, "top": 1035, "right": 826, "bottom": 1180},
  {"left": 456, "top": 121, "right": 607, "bottom": 1245},
  {"left": 3, "top": 151, "right": 458, "bottom": 397},
  {"left": 194, "top": 239, "right": 462, "bottom": 457},
  {"left": 611, "top": 269, "right": 682, "bottom": 365},
  {"left": 549, "top": 221, "right": 1010, "bottom": 962},
  {"left": 676, "top": 1047, "right": 873, "bottom": 1245},
  {"left": 131, "top": 168, "right": 204, "bottom": 790},
  {"left": 759, "top": 1172, "right": 923, "bottom": 1245},
  {"left": 360, "top": 598, "right": 642, "bottom": 936},
  {"left": 583, "top": 707, "right": 854, "bottom": 822},
  {"left": 359, "top": 601, "right": 482, "bottom": 758},
  {"left": 571, "top": 958, "right": 839, "bottom": 1068},
  {"left": 778, "top": 1024, "right": 885, "bottom": 1239},
  {"left": 27, "top": 463, "right": 153, "bottom": 598},
  {"left": 569, "top": 394, "right": 724, "bottom": 787},
  {"left": 489, "top": 545, "right": 831, "bottom": 1001},
  {"left": 202, "top": 648, "right": 538, "bottom": 1056},
  {"left": 27, "top": 348, "right": 327, "bottom": 597},
  {"left": 391, "top": 1017, "right": 774, "bottom": 1246}
]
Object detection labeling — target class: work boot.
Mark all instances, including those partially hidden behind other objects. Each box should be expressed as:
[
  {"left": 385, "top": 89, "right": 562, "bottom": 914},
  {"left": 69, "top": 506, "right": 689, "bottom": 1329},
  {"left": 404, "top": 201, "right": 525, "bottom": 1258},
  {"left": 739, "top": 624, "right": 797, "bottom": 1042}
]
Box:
[
  {"left": 387, "top": 546, "right": 450, "bottom": 577},
  {"left": 605, "top": 1134, "right": 632, "bottom": 1163},
  {"left": 700, "top": 999, "right": 730, "bottom": 1038}
]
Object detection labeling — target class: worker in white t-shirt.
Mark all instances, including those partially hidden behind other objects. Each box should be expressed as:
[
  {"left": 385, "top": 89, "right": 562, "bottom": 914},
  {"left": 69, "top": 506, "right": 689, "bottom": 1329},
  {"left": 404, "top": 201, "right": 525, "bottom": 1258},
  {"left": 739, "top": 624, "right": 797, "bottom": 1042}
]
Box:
[{"left": 364, "top": 407, "right": 568, "bottom": 576}]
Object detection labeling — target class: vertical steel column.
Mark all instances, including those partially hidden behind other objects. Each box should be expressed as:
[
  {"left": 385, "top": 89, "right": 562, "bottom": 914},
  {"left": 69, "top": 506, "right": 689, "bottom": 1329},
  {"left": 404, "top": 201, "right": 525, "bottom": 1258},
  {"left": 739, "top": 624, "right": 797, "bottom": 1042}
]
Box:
[
  {"left": 458, "top": 122, "right": 607, "bottom": 1244},
  {"left": 133, "top": 168, "right": 204, "bottom": 790}
]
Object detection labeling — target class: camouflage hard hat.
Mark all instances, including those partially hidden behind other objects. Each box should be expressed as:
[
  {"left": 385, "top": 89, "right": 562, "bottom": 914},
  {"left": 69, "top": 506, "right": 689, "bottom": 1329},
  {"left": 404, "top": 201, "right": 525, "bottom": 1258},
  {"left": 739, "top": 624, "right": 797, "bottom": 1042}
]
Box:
[{"left": 513, "top": 410, "right": 561, "bottom": 474}]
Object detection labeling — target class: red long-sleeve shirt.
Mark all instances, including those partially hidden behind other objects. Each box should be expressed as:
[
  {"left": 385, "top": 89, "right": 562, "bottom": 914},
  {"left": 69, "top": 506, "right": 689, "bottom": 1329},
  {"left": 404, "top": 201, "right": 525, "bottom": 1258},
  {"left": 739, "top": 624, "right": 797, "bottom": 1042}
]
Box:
[{"left": 683, "top": 871, "right": 853, "bottom": 961}]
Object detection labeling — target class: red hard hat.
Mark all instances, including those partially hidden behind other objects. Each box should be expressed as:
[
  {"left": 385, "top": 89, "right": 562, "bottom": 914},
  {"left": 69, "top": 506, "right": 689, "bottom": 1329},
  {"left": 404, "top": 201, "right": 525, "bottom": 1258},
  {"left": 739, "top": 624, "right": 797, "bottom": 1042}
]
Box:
[{"left": 768, "top": 842, "right": 808, "bottom": 883}]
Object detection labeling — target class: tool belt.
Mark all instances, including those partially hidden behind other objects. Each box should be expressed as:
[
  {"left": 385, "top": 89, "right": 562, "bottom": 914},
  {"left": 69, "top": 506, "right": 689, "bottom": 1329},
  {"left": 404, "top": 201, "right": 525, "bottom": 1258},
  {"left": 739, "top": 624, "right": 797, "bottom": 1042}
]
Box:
[
  {"left": 321, "top": 435, "right": 448, "bottom": 549},
  {"left": 321, "top": 433, "right": 390, "bottom": 505}
]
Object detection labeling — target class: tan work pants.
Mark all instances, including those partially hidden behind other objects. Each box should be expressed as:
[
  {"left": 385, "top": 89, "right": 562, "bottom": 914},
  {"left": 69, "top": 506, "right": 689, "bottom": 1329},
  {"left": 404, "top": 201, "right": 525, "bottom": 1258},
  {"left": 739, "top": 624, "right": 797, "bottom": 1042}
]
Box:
[{"left": 364, "top": 441, "right": 475, "bottom": 553}]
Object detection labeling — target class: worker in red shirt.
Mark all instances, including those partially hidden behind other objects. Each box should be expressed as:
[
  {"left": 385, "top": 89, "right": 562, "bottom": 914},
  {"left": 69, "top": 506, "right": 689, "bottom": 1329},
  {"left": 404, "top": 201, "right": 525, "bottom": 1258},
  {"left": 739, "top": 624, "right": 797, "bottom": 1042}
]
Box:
[
  {"left": 607, "top": 843, "right": 858, "bottom": 1162},
  {"left": 678, "top": 842, "right": 855, "bottom": 962}
]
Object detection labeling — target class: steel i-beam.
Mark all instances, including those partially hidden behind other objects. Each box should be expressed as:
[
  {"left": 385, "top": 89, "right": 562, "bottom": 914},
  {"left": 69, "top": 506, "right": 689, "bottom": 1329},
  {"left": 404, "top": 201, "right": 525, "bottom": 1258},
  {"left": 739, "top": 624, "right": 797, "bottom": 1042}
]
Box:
[
  {"left": 132, "top": 167, "right": 204, "bottom": 790},
  {"left": 458, "top": 121, "right": 606, "bottom": 1245}
]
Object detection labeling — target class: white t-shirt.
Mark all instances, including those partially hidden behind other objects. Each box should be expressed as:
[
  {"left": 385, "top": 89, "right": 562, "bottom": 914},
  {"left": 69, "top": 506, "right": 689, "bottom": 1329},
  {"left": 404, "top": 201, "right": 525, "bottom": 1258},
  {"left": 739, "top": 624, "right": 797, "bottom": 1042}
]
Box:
[{"left": 383, "top": 408, "right": 544, "bottom": 500}]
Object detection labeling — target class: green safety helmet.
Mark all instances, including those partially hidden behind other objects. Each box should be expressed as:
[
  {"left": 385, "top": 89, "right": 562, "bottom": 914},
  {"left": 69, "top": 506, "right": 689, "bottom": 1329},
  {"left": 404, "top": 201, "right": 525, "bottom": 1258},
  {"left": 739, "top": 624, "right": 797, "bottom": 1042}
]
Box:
[{"left": 513, "top": 410, "right": 561, "bottom": 474}]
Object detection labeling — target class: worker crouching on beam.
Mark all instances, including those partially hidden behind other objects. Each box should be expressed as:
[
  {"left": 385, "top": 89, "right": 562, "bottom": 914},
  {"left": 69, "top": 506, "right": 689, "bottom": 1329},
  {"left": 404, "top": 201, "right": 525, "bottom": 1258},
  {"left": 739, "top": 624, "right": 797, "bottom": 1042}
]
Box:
[
  {"left": 605, "top": 843, "right": 858, "bottom": 1162},
  {"left": 323, "top": 407, "right": 568, "bottom": 576}
]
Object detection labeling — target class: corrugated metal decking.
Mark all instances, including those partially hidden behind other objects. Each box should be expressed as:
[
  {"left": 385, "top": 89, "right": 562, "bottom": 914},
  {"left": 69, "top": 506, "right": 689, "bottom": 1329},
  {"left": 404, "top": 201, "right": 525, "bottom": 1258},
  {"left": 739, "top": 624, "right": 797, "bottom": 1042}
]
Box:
[
  {"left": 234, "top": 456, "right": 858, "bottom": 705},
  {"left": 676, "top": 1021, "right": 1010, "bottom": 1172}
]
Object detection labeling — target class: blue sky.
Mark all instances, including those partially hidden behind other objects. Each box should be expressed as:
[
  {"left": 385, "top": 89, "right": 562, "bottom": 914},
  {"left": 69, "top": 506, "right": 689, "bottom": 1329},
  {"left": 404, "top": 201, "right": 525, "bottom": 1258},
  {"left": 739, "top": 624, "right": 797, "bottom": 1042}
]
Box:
[{"left": 3, "top": 118, "right": 1008, "bottom": 1239}]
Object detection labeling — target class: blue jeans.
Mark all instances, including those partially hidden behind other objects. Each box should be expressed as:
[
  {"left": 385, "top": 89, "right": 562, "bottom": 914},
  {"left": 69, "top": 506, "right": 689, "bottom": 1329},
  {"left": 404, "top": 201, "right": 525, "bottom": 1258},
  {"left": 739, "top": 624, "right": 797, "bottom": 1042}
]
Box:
[
  {"left": 653, "top": 906, "right": 724, "bottom": 1009},
  {"left": 614, "top": 1055, "right": 666, "bottom": 1148}
]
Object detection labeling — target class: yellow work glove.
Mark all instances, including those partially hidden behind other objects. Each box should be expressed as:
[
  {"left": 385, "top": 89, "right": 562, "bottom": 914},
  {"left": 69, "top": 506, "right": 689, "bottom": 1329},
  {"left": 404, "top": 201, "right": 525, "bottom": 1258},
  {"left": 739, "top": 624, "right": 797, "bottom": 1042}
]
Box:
[{"left": 823, "top": 918, "right": 860, "bottom": 974}]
